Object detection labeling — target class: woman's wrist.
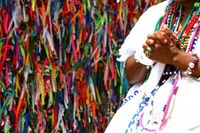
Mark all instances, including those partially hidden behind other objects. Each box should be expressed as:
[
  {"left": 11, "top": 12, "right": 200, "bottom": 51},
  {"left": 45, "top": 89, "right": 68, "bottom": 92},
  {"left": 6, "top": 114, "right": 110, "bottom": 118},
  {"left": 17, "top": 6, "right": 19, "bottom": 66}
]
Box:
[
  {"left": 172, "top": 51, "right": 200, "bottom": 80},
  {"left": 134, "top": 51, "right": 155, "bottom": 68},
  {"left": 171, "top": 50, "right": 190, "bottom": 71},
  {"left": 125, "top": 56, "right": 149, "bottom": 84}
]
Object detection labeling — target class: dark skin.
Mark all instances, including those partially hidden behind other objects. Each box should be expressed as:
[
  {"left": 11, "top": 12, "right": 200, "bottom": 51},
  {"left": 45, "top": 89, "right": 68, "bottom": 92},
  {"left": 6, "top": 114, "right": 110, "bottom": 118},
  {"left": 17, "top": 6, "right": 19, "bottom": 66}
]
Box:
[{"left": 125, "top": 0, "right": 200, "bottom": 85}]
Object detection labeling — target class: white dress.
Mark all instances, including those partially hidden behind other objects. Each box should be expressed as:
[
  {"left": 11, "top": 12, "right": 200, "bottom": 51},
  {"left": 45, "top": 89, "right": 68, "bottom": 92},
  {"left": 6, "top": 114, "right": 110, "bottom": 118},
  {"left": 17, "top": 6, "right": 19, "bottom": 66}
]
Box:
[{"left": 105, "top": 1, "right": 200, "bottom": 133}]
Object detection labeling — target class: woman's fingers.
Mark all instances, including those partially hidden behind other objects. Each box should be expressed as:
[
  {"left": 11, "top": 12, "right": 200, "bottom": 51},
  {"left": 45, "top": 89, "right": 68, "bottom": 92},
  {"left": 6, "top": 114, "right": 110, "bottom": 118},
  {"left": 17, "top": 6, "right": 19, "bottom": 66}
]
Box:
[
  {"left": 143, "top": 43, "right": 148, "bottom": 50},
  {"left": 155, "top": 29, "right": 176, "bottom": 46},
  {"left": 146, "top": 38, "right": 155, "bottom": 45},
  {"left": 155, "top": 31, "right": 169, "bottom": 44},
  {"left": 147, "top": 27, "right": 177, "bottom": 47},
  {"left": 146, "top": 33, "right": 157, "bottom": 46},
  {"left": 162, "top": 27, "right": 177, "bottom": 45}
]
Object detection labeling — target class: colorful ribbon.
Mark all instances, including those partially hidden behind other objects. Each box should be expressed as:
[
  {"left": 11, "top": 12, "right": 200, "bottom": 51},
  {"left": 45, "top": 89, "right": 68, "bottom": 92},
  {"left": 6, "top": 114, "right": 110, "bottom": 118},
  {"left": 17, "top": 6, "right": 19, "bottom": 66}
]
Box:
[{"left": 0, "top": 0, "right": 163, "bottom": 132}]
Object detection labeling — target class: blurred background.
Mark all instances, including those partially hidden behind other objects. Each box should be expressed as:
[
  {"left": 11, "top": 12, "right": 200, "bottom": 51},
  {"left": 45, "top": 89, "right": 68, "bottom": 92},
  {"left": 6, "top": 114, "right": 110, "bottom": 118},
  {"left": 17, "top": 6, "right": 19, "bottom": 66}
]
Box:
[{"left": 0, "top": 0, "right": 163, "bottom": 132}]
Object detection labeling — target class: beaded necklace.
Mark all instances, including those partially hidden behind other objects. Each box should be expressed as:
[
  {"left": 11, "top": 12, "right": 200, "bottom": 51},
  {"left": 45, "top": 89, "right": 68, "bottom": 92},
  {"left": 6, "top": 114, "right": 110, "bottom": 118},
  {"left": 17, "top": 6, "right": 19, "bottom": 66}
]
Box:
[
  {"left": 163, "top": 1, "right": 200, "bottom": 75},
  {"left": 125, "top": 0, "right": 200, "bottom": 132}
]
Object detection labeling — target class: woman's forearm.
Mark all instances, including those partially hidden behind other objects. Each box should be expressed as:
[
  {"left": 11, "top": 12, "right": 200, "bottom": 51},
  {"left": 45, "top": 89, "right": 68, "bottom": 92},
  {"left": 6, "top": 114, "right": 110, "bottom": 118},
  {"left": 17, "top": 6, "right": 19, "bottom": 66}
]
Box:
[
  {"left": 125, "top": 56, "right": 149, "bottom": 85},
  {"left": 172, "top": 51, "right": 200, "bottom": 78}
]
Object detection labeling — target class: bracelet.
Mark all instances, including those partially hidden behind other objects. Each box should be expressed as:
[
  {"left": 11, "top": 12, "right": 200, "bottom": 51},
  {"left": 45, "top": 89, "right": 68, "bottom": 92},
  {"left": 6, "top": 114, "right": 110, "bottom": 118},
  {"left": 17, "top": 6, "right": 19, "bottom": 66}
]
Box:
[
  {"left": 135, "top": 59, "right": 152, "bottom": 70},
  {"left": 184, "top": 53, "right": 198, "bottom": 76},
  {"left": 134, "top": 51, "right": 154, "bottom": 70},
  {"left": 124, "top": 51, "right": 154, "bottom": 70}
]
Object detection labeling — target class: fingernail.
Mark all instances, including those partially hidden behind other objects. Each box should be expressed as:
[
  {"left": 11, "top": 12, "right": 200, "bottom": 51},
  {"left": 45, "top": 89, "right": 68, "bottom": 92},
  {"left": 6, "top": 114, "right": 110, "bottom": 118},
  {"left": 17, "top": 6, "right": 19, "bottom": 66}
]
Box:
[
  {"left": 149, "top": 40, "right": 154, "bottom": 44},
  {"left": 169, "top": 42, "right": 173, "bottom": 46},
  {"left": 164, "top": 39, "right": 168, "bottom": 44}
]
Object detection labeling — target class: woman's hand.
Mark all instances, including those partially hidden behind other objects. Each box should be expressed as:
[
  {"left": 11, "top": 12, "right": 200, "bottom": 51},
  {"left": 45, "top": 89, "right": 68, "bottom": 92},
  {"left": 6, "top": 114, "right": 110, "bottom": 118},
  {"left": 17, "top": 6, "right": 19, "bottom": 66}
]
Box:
[
  {"left": 146, "top": 27, "right": 177, "bottom": 46},
  {"left": 143, "top": 27, "right": 179, "bottom": 65}
]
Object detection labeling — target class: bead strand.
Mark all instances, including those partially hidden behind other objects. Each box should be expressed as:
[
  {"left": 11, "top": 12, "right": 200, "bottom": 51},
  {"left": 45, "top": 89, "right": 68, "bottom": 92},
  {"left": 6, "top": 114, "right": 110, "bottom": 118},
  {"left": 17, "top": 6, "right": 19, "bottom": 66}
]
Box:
[
  {"left": 176, "top": 7, "right": 196, "bottom": 43},
  {"left": 162, "top": 70, "right": 178, "bottom": 76},
  {"left": 187, "top": 22, "right": 200, "bottom": 51}
]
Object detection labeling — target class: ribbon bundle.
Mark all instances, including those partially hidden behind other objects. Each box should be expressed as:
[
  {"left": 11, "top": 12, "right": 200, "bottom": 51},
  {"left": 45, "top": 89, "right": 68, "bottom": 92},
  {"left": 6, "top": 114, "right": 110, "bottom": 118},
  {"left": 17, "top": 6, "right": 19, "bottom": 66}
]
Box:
[{"left": 0, "top": 0, "right": 163, "bottom": 132}]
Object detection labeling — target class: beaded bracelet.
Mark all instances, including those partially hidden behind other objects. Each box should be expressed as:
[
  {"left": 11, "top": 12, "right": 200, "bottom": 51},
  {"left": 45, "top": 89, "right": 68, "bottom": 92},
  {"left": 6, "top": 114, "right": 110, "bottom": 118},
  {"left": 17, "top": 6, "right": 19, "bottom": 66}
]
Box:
[{"left": 185, "top": 53, "right": 198, "bottom": 75}]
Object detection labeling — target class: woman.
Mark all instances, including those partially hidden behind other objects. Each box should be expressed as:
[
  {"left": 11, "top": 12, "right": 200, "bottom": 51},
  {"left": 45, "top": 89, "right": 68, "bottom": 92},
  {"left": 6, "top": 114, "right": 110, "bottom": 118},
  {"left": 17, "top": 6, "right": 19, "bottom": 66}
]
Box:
[{"left": 105, "top": 0, "right": 200, "bottom": 132}]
